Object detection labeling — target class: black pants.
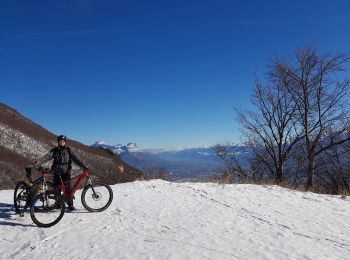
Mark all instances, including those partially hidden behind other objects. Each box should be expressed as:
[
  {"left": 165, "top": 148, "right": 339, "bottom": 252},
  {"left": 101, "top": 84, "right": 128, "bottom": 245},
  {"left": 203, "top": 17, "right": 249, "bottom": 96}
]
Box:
[{"left": 54, "top": 172, "right": 74, "bottom": 206}]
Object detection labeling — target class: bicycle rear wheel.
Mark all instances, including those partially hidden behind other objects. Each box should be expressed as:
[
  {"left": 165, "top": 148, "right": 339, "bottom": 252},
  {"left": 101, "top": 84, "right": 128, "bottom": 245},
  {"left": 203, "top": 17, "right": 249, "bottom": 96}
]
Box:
[
  {"left": 30, "top": 191, "right": 65, "bottom": 228},
  {"left": 14, "top": 181, "right": 29, "bottom": 215},
  {"left": 81, "top": 181, "right": 113, "bottom": 212}
]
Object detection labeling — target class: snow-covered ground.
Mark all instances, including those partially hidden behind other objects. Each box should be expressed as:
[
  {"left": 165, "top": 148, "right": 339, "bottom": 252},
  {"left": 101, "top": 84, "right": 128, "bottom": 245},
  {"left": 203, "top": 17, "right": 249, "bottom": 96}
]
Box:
[{"left": 1, "top": 180, "right": 350, "bottom": 260}]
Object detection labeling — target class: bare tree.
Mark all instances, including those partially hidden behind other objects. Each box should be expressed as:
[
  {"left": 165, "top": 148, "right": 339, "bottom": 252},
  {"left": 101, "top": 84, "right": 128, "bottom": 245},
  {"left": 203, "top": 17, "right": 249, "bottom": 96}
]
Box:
[
  {"left": 214, "top": 143, "right": 267, "bottom": 183},
  {"left": 215, "top": 144, "right": 249, "bottom": 181},
  {"left": 316, "top": 138, "right": 350, "bottom": 194},
  {"left": 236, "top": 66, "right": 303, "bottom": 184},
  {"left": 274, "top": 48, "right": 350, "bottom": 190},
  {"left": 288, "top": 142, "right": 308, "bottom": 188}
]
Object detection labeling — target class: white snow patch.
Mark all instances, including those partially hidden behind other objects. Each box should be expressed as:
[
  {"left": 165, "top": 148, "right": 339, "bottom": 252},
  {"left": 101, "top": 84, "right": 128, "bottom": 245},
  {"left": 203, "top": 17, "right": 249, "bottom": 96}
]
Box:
[
  {"left": 0, "top": 122, "right": 50, "bottom": 159},
  {"left": 197, "top": 152, "right": 210, "bottom": 156},
  {"left": 1, "top": 180, "right": 350, "bottom": 259}
]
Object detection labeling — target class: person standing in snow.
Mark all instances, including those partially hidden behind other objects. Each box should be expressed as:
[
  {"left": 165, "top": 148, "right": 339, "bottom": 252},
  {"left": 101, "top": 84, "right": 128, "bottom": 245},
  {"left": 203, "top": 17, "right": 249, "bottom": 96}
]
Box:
[{"left": 27, "top": 135, "right": 89, "bottom": 210}]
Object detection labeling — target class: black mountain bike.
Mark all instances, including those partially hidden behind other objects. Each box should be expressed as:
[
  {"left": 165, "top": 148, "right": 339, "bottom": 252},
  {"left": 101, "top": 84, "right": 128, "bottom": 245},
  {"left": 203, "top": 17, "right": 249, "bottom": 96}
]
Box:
[{"left": 13, "top": 167, "right": 55, "bottom": 217}]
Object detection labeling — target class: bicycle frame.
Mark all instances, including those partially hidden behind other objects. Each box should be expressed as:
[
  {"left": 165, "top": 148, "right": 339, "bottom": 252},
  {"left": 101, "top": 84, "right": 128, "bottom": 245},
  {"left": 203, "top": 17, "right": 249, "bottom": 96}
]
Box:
[
  {"left": 59, "top": 171, "right": 91, "bottom": 198},
  {"left": 27, "top": 172, "right": 52, "bottom": 186}
]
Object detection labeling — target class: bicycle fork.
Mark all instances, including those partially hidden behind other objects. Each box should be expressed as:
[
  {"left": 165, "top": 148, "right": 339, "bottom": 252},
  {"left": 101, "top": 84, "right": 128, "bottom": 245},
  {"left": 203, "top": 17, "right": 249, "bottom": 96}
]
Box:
[
  {"left": 87, "top": 177, "right": 99, "bottom": 199},
  {"left": 38, "top": 180, "right": 51, "bottom": 209}
]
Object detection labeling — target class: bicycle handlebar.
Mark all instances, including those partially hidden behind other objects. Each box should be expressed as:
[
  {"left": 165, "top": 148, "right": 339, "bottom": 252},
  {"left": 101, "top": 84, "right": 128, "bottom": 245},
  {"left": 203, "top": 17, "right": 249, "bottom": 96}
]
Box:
[
  {"left": 24, "top": 166, "right": 55, "bottom": 183},
  {"left": 38, "top": 167, "right": 53, "bottom": 173},
  {"left": 24, "top": 165, "right": 89, "bottom": 184}
]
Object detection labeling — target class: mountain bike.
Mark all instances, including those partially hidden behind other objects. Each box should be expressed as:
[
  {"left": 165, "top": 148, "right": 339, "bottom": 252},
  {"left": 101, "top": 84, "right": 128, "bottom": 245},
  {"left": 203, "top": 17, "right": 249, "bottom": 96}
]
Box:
[
  {"left": 14, "top": 167, "right": 55, "bottom": 217},
  {"left": 30, "top": 169, "right": 113, "bottom": 228}
]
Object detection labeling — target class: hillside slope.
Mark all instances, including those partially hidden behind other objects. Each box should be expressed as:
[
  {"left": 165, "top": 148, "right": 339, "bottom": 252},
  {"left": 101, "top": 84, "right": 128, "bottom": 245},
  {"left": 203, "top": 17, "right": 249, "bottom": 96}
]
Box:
[
  {"left": 0, "top": 103, "right": 143, "bottom": 189},
  {"left": 1, "top": 180, "right": 350, "bottom": 260}
]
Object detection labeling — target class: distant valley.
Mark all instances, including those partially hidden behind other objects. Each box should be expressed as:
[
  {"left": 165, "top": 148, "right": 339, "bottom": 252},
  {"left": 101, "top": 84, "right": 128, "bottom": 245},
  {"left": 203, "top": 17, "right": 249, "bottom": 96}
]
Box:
[{"left": 92, "top": 141, "right": 242, "bottom": 180}]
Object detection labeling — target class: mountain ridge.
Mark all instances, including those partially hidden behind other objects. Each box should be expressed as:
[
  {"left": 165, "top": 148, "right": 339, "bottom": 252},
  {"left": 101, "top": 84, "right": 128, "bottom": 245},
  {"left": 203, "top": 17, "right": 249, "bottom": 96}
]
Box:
[
  {"left": 92, "top": 140, "right": 227, "bottom": 180},
  {"left": 0, "top": 103, "right": 143, "bottom": 189}
]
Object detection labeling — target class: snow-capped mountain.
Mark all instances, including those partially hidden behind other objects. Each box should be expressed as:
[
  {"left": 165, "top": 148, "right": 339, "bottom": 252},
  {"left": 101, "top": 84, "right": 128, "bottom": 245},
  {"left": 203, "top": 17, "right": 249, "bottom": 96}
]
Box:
[
  {"left": 92, "top": 141, "right": 232, "bottom": 180},
  {"left": 92, "top": 141, "right": 139, "bottom": 154}
]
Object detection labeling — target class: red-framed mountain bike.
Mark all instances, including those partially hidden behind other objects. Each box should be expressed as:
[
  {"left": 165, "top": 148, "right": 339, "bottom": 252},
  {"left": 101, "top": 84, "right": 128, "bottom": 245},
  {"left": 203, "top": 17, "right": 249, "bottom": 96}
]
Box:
[{"left": 30, "top": 169, "right": 113, "bottom": 228}]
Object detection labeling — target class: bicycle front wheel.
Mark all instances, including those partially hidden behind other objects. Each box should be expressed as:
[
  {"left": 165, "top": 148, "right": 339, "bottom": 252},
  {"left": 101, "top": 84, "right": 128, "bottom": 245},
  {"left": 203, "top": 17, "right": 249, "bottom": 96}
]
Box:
[
  {"left": 81, "top": 181, "right": 113, "bottom": 212},
  {"left": 30, "top": 191, "right": 65, "bottom": 228}
]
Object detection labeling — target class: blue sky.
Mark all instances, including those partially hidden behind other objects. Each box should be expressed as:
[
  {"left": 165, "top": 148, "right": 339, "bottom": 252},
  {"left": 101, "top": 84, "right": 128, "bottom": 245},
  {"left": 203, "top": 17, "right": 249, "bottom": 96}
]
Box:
[{"left": 1, "top": 0, "right": 350, "bottom": 148}]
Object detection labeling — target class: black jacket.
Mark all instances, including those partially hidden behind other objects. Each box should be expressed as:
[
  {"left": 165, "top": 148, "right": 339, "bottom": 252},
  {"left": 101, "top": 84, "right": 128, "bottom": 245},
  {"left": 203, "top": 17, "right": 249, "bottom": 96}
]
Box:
[{"left": 34, "top": 146, "right": 88, "bottom": 174}]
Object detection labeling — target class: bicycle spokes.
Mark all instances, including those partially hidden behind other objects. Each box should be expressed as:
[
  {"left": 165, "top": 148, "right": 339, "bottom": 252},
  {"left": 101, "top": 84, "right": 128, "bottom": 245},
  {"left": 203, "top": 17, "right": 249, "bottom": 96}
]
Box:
[
  {"left": 81, "top": 181, "right": 113, "bottom": 212},
  {"left": 16, "top": 190, "right": 27, "bottom": 215},
  {"left": 30, "top": 191, "right": 65, "bottom": 228}
]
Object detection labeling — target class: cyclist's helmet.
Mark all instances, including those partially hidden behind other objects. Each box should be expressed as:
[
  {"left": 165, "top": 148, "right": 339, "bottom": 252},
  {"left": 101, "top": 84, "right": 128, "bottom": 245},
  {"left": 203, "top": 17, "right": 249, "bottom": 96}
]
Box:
[{"left": 57, "top": 135, "right": 67, "bottom": 146}]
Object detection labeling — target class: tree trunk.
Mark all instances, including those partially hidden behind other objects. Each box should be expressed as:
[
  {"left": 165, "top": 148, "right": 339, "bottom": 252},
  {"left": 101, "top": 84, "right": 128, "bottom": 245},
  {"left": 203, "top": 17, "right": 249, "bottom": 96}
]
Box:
[
  {"left": 305, "top": 155, "right": 315, "bottom": 190},
  {"left": 341, "top": 176, "right": 350, "bottom": 193},
  {"left": 275, "top": 165, "right": 283, "bottom": 184}
]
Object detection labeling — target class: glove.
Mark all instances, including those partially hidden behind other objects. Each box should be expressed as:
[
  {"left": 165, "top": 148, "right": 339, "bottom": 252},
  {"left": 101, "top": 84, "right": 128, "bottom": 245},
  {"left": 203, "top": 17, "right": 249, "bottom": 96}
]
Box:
[
  {"left": 25, "top": 165, "right": 34, "bottom": 181},
  {"left": 25, "top": 165, "right": 33, "bottom": 175}
]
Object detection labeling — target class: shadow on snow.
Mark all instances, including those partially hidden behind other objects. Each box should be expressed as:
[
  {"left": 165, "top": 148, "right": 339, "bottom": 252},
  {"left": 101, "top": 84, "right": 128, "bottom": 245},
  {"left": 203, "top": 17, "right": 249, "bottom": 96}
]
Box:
[{"left": 0, "top": 202, "right": 35, "bottom": 227}]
